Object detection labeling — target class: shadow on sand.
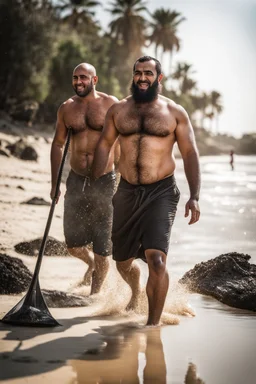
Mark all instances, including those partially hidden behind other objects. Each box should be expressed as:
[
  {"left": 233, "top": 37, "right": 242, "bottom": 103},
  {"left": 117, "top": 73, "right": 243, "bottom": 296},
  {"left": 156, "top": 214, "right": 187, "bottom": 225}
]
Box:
[{"left": 0, "top": 319, "right": 205, "bottom": 383}]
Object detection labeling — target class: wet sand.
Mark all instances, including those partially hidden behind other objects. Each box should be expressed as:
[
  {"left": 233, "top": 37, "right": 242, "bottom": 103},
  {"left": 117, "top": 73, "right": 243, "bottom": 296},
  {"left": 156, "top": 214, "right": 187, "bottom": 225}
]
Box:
[
  {"left": 1, "top": 292, "right": 256, "bottom": 384},
  {"left": 0, "top": 131, "right": 256, "bottom": 383}
]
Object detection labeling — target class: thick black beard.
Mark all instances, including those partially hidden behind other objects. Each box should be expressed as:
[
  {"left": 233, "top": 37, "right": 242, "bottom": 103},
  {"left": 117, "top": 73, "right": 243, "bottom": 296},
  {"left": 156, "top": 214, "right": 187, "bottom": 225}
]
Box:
[
  {"left": 130, "top": 78, "right": 160, "bottom": 103},
  {"left": 73, "top": 80, "right": 93, "bottom": 97}
]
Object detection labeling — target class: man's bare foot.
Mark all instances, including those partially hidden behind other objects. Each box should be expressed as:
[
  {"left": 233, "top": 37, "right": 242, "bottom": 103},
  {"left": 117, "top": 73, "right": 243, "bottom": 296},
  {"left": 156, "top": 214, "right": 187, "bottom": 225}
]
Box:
[
  {"left": 81, "top": 268, "right": 94, "bottom": 286},
  {"left": 126, "top": 290, "right": 140, "bottom": 311}
]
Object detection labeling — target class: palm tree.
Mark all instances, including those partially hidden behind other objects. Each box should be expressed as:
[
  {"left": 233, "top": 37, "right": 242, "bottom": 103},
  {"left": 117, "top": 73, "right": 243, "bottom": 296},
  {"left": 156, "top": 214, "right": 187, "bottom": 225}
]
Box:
[
  {"left": 209, "top": 91, "right": 223, "bottom": 133},
  {"left": 54, "top": 0, "right": 101, "bottom": 30},
  {"left": 191, "top": 92, "right": 210, "bottom": 129},
  {"left": 148, "top": 8, "right": 185, "bottom": 74},
  {"left": 172, "top": 62, "right": 196, "bottom": 94},
  {"left": 206, "top": 111, "right": 214, "bottom": 132},
  {"left": 107, "top": 0, "right": 148, "bottom": 57}
]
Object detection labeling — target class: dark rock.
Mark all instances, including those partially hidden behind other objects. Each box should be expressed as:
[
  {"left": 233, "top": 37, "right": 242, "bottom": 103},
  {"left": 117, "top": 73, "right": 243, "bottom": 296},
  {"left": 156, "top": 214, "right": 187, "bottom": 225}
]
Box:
[
  {"left": 6, "top": 139, "right": 26, "bottom": 157},
  {"left": 17, "top": 185, "right": 25, "bottom": 190},
  {"left": 20, "top": 146, "right": 38, "bottom": 161},
  {"left": 0, "top": 253, "right": 91, "bottom": 308},
  {"left": 0, "top": 254, "right": 32, "bottom": 294},
  {"left": 42, "top": 289, "right": 90, "bottom": 308},
  {"left": 6, "top": 139, "right": 38, "bottom": 161},
  {"left": 0, "top": 255, "right": 89, "bottom": 307},
  {"left": 21, "top": 197, "right": 50, "bottom": 206},
  {"left": 14, "top": 236, "right": 69, "bottom": 256},
  {"left": 179, "top": 252, "right": 256, "bottom": 311}
]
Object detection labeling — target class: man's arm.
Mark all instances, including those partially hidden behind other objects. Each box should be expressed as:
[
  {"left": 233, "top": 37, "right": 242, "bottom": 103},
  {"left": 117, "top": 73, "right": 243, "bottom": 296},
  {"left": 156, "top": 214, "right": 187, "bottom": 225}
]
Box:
[
  {"left": 174, "top": 104, "right": 201, "bottom": 225},
  {"left": 50, "top": 104, "right": 68, "bottom": 202},
  {"left": 92, "top": 104, "right": 119, "bottom": 179},
  {"left": 106, "top": 96, "right": 120, "bottom": 171},
  {"left": 113, "top": 138, "right": 121, "bottom": 172}
]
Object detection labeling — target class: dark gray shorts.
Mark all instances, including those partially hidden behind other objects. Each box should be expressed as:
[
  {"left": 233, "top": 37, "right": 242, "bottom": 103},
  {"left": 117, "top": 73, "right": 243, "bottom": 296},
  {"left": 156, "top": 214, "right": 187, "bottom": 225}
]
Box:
[
  {"left": 64, "top": 170, "right": 116, "bottom": 256},
  {"left": 112, "top": 175, "right": 180, "bottom": 262}
]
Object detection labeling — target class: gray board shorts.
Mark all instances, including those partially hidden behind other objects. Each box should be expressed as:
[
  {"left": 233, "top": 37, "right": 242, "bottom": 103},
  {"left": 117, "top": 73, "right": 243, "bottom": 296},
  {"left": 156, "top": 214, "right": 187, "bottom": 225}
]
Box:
[{"left": 64, "top": 170, "right": 116, "bottom": 256}]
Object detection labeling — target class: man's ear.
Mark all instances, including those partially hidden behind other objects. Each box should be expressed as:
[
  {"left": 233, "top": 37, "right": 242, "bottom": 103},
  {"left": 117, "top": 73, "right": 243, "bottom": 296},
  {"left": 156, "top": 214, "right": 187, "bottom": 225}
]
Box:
[
  {"left": 158, "top": 73, "right": 164, "bottom": 83},
  {"left": 93, "top": 76, "right": 98, "bottom": 85}
]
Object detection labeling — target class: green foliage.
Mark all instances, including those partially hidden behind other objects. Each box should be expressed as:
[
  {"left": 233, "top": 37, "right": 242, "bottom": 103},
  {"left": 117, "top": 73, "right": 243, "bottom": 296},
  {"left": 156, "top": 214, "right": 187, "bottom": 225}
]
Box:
[
  {"left": 43, "top": 32, "right": 122, "bottom": 121},
  {"left": 107, "top": 0, "right": 148, "bottom": 94},
  {"left": 0, "top": 0, "right": 225, "bottom": 133},
  {"left": 91, "top": 35, "right": 123, "bottom": 99},
  {"left": 47, "top": 38, "right": 88, "bottom": 104},
  {"left": 54, "top": 0, "right": 101, "bottom": 35},
  {"left": 0, "top": 0, "right": 56, "bottom": 108}
]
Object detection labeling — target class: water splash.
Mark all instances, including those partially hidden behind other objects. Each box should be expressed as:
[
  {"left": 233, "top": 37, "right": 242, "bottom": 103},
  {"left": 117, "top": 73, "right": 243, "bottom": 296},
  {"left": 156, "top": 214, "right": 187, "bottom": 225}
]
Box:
[{"left": 66, "top": 261, "right": 195, "bottom": 325}]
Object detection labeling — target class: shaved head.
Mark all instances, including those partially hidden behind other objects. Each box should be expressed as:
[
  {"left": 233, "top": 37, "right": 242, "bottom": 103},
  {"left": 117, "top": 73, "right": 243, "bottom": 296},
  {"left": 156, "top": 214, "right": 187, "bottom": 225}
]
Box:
[
  {"left": 73, "top": 63, "right": 96, "bottom": 76},
  {"left": 72, "top": 62, "right": 98, "bottom": 97}
]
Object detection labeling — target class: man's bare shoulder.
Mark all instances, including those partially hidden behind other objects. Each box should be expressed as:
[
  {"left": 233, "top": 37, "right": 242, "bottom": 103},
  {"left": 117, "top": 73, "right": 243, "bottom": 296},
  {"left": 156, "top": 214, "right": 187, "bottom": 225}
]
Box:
[
  {"left": 96, "top": 91, "right": 119, "bottom": 103},
  {"left": 159, "top": 95, "right": 188, "bottom": 119},
  {"left": 59, "top": 95, "right": 78, "bottom": 110},
  {"left": 158, "top": 94, "right": 176, "bottom": 108},
  {"left": 57, "top": 97, "right": 78, "bottom": 117},
  {"left": 106, "top": 97, "right": 130, "bottom": 114}
]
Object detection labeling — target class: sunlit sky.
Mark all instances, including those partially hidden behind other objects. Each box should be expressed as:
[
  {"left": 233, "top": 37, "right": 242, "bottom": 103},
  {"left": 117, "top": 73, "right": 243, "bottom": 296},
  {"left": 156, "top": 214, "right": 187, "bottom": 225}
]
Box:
[{"left": 96, "top": 0, "right": 256, "bottom": 138}]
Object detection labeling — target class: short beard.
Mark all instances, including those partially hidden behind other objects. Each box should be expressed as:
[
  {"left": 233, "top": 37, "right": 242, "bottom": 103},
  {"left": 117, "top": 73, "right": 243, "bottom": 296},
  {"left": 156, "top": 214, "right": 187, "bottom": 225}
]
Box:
[
  {"left": 74, "top": 80, "right": 93, "bottom": 98},
  {"left": 130, "top": 78, "right": 161, "bottom": 103}
]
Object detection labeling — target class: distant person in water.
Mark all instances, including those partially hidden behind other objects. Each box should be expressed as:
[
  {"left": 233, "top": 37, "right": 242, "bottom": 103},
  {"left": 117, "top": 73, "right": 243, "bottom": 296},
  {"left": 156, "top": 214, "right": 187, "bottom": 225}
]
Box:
[
  {"left": 230, "top": 150, "right": 234, "bottom": 171},
  {"left": 92, "top": 56, "right": 201, "bottom": 326},
  {"left": 50, "top": 63, "right": 119, "bottom": 295}
]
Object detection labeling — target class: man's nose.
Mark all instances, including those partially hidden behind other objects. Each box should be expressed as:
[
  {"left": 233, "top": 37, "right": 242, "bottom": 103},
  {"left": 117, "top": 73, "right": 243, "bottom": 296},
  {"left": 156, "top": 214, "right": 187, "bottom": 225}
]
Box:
[{"left": 139, "top": 73, "right": 146, "bottom": 81}]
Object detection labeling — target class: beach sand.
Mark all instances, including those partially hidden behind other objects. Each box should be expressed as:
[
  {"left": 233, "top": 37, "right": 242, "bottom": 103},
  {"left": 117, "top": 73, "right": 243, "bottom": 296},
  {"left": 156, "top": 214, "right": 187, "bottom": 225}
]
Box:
[{"left": 0, "top": 129, "right": 256, "bottom": 384}]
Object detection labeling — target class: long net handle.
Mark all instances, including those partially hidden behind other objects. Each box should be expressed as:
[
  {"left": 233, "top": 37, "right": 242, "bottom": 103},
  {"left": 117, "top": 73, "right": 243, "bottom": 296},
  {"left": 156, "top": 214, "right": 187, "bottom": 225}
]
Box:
[{"left": 25, "top": 128, "right": 72, "bottom": 297}]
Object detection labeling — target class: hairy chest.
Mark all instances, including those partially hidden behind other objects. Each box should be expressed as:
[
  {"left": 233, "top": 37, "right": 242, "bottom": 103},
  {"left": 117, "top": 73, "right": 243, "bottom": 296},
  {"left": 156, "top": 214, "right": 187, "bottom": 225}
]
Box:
[
  {"left": 64, "top": 102, "right": 107, "bottom": 132},
  {"left": 115, "top": 105, "right": 176, "bottom": 137}
]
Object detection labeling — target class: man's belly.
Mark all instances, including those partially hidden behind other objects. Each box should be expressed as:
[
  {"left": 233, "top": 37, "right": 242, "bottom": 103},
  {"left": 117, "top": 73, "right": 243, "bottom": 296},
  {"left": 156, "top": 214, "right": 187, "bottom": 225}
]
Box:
[
  {"left": 70, "top": 153, "right": 93, "bottom": 176},
  {"left": 119, "top": 161, "right": 176, "bottom": 185}
]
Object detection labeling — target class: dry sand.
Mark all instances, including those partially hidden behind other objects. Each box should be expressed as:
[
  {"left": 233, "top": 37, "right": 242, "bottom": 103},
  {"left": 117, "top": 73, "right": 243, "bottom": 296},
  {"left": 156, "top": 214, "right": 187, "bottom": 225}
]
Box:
[{"left": 0, "top": 127, "right": 256, "bottom": 384}]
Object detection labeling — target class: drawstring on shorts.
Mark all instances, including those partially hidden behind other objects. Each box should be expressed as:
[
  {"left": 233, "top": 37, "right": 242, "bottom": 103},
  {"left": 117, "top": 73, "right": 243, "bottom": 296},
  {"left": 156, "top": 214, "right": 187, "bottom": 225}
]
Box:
[
  {"left": 133, "top": 187, "right": 146, "bottom": 211},
  {"left": 82, "top": 176, "right": 91, "bottom": 191}
]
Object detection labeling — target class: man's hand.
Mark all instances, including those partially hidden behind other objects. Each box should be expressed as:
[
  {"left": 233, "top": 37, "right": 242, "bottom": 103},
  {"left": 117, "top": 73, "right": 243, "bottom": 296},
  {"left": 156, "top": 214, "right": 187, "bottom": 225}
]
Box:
[
  {"left": 50, "top": 186, "right": 61, "bottom": 204},
  {"left": 185, "top": 198, "right": 200, "bottom": 225}
]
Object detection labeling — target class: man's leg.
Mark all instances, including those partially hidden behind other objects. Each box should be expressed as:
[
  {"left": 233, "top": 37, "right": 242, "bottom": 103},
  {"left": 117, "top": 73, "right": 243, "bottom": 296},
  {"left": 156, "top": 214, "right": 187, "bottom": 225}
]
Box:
[
  {"left": 143, "top": 328, "right": 166, "bottom": 381},
  {"left": 90, "top": 253, "right": 110, "bottom": 295},
  {"left": 68, "top": 246, "right": 94, "bottom": 286},
  {"left": 145, "top": 249, "right": 169, "bottom": 326},
  {"left": 116, "top": 258, "right": 141, "bottom": 310}
]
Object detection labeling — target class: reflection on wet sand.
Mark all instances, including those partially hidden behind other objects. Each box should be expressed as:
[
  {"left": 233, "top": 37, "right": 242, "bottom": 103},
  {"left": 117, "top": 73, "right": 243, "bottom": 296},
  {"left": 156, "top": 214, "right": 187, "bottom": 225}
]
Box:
[
  {"left": 70, "top": 323, "right": 204, "bottom": 384},
  {"left": 185, "top": 362, "right": 205, "bottom": 384}
]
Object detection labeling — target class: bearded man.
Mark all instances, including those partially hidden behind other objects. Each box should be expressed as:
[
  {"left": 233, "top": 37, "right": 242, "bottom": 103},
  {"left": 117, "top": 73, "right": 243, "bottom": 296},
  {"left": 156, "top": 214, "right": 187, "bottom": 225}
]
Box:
[
  {"left": 50, "top": 63, "right": 119, "bottom": 295},
  {"left": 92, "top": 56, "right": 201, "bottom": 325}
]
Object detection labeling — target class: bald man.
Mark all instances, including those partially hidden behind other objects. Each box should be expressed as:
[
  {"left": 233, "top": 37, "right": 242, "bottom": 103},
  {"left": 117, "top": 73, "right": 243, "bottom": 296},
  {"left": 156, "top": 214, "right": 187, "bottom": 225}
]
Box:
[{"left": 50, "top": 63, "right": 119, "bottom": 294}]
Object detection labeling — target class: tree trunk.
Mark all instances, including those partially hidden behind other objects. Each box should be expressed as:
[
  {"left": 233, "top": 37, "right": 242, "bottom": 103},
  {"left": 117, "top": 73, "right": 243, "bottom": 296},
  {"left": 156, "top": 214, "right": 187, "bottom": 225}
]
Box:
[
  {"left": 215, "top": 113, "right": 219, "bottom": 134},
  {"left": 169, "top": 51, "right": 173, "bottom": 77}
]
